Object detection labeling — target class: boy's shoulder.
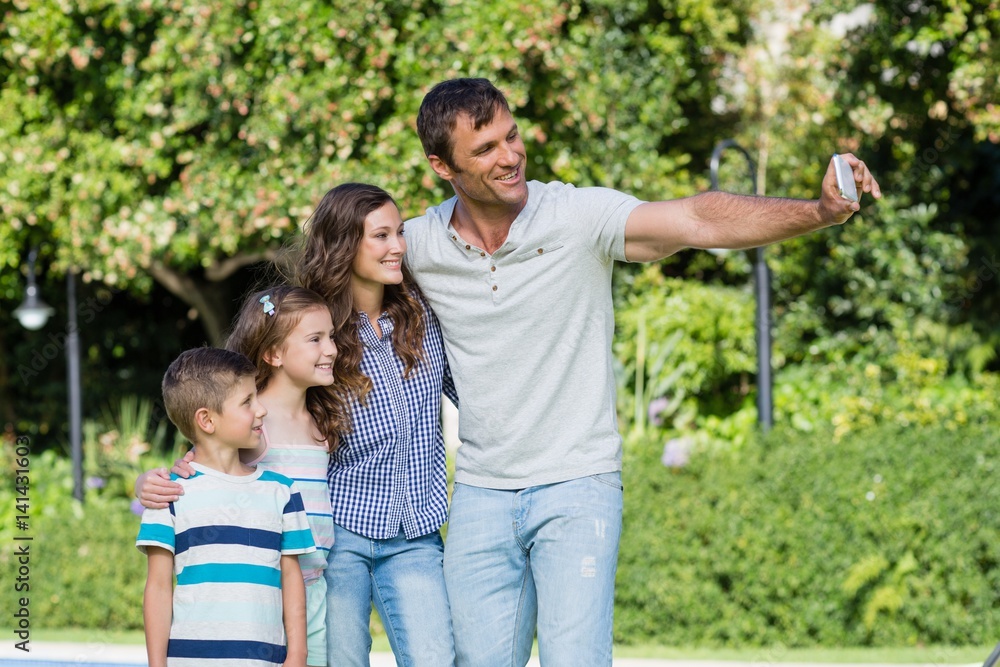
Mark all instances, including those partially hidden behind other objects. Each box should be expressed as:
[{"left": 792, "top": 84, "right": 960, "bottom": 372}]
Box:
[
  {"left": 169, "top": 467, "right": 295, "bottom": 493},
  {"left": 256, "top": 468, "right": 296, "bottom": 488},
  {"left": 169, "top": 469, "right": 205, "bottom": 487}
]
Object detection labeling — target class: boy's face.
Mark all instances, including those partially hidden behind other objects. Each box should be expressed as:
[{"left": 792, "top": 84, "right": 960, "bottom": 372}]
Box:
[{"left": 210, "top": 375, "right": 266, "bottom": 449}]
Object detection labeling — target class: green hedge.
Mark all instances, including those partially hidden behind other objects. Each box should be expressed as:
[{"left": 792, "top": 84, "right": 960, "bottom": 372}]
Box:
[
  {"left": 0, "top": 494, "right": 147, "bottom": 630},
  {"left": 616, "top": 420, "right": 1000, "bottom": 646},
  {"left": 5, "top": 420, "right": 1000, "bottom": 643}
]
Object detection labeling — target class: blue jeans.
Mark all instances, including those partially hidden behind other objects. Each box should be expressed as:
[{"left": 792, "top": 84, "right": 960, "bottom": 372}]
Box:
[
  {"left": 444, "top": 473, "right": 623, "bottom": 667},
  {"left": 325, "top": 525, "right": 455, "bottom": 667}
]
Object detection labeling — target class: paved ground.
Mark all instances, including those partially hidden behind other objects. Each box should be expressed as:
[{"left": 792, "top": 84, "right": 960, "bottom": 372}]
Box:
[{"left": 1, "top": 641, "right": 980, "bottom": 667}]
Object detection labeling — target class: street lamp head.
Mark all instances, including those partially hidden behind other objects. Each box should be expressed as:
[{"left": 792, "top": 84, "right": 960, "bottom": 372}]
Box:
[{"left": 14, "top": 284, "right": 54, "bottom": 330}]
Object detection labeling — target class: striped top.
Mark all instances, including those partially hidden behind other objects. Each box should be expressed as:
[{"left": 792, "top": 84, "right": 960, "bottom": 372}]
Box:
[
  {"left": 255, "top": 424, "right": 334, "bottom": 584},
  {"left": 136, "top": 462, "right": 315, "bottom": 666}
]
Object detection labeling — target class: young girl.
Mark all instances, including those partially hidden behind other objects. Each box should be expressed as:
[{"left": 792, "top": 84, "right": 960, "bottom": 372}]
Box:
[
  {"left": 295, "top": 182, "right": 457, "bottom": 666},
  {"left": 138, "top": 285, "right": 348, "bottom": 667}
]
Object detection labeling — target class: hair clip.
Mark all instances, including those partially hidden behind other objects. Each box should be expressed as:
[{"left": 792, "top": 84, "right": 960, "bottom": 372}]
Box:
[{"left": 259, "top": 295, "right": 275, "bottom": 317}]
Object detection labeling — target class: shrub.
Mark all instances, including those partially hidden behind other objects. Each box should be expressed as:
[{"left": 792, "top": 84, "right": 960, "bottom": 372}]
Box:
[
  {"left": 0, "top": 490, "right": 147, "bottom": 630},
  {"left": 615, "top": 420, "right": 1000, "bottom": 646}
]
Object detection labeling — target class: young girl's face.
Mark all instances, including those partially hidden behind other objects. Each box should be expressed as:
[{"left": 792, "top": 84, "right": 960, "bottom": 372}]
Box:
[
  {"left": 270, "top": 306, "right": 337, "bottom": 389},
  {"left": 351, "top": 202, "right": 406, "bottom": 289}
]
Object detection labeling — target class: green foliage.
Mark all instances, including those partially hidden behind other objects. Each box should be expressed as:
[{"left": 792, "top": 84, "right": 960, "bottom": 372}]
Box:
[
  {"left": 0, "top": 0, "right": 761, "bottom": 340},
  {"left": 770, "top": 362, "right": 998, "bottom": 442},
  {"left": 84, "top": 395, "right": 186, "bottom": 500},
  {"left": 614, "top": 263, "right": 757, "bottom": 432},
  {"left": 0, "top": 493, "right": 147, "bottom": 630},
  {"left": 771, "top": 197, "right": 973, "bottom": 370},
  {"left": 4, "top": 403, "right": 1000, "bottom": 642},
  {"left": 616, "top": 419, "right": 1000, "bottom": 646},
  {"left": 0, "top": 418, "right": 179, "bottom": 630}
]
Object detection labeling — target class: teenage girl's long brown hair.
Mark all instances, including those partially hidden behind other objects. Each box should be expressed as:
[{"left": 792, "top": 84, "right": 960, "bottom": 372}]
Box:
[
  {"left": 225, "top": 285, "right": 351, "bottom": 449},
  {"left": 293, "top": 183, "right": 425, "bottom": 404}
]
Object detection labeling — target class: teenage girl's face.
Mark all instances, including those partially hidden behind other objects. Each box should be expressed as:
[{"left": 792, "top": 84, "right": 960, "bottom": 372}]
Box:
[
  {"left": 270, "top": 306, "right": 337, "bottom": 389},
  {"left": 351, "top": 202, "right": 406, "bottom": 289}
]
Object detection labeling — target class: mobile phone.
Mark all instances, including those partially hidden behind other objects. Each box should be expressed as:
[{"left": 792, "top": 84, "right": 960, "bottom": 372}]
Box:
[{"left": 833, "top": 154, "right": 859, "bottom": 202}]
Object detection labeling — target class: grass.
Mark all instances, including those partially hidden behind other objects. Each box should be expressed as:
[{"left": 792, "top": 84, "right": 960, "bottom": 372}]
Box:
[
  {"left": 7, "top": 629, "right": 993, "bottom": 663},
  {"left": 612, "top": 644, "right": 993, "bottom": 663}
]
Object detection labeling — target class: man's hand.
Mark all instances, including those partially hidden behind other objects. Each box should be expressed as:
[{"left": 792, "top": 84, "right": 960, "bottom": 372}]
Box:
[
  {"left": 818, "top": 152, "right": 882, "bottom": 225},
  {"left": 134, "top": 450, "right": 196, "bottom": 509}
]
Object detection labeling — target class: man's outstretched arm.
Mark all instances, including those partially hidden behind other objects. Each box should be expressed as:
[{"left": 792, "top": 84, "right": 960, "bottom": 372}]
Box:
[{"left": 624, "top": 152, "right": 882, "bottom": 262}]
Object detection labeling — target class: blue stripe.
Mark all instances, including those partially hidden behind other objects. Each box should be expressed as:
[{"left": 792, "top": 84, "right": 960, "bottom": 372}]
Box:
[
  {"left": 281, "top": 528, "right": 315, "bottom": 551},
  {"left": 177, "top": 563, "right": 281, "bottom": 587},
  {"left": 137, "top": 523, "right": 175, "bottom": 549},
  {"left": 170, "top": 471, "right": 203, "bottom": 482},
  {"left": 283, "top": 492, "right": 305, "bottom": 514},
  {"left": 258, "top": 470, "right": 294, "bottom": 486},
  {"left": 292, "top": 477, "right": 329, "bottom": 483},
  {"left": 175, "top": 525, "right": 281, "bottom": 555},
  {"left": 169, "top": 638, "right": 286, "bottom": 663}
]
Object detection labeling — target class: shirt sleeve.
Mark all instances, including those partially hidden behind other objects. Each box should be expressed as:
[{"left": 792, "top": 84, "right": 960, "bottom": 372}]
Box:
[
  {"left": 136, "top": 505, "right": 176, "bottom": 554},
  {"left": 280, "top": 484, "right": 317, "bottom": 556},
  {"left": 567, "top": 185, "right": 643, "bottom": 263}
]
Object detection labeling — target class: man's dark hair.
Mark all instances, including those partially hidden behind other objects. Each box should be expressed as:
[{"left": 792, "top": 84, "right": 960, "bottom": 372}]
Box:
[{"left": 416, "top": 78, "right": 511, "bottom": 168}]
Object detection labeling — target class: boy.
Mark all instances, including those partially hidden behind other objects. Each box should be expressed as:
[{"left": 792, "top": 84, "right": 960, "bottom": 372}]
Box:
[{"left": 137, "top": 347, "right": 314, "bottom": 667}]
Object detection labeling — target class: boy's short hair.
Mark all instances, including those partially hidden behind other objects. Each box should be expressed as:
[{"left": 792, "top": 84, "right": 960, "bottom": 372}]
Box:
[
  {"left": 162, "top": 347, "right": 257, "bottom": 443},
  {"left": 416, "top": 77, "right": 511, "bottom": 168}
]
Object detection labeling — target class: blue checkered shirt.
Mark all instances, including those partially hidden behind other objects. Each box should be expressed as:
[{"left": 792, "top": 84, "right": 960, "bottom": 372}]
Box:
[{"left": 328, "top": 302, "right": 457, "bottom": 540}]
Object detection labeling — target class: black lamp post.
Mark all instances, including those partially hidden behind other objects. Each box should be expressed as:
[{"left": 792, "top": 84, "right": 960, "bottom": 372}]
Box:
[
  {"left": 13, "top": 248, "right": 85, "bottom": 502},
  {"left": 709, "top": 140, "right": 773, "bottom": 432}
]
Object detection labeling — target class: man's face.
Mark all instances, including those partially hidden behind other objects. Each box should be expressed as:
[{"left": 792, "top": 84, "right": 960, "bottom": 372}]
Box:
[{"left": 437, "top": 106, "right": 528, "bottom": 209}]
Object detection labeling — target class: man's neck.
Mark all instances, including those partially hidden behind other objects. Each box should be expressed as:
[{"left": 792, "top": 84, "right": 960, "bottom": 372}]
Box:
[{"left": 451, "top": 196, "right": 526, "bottom": 255}]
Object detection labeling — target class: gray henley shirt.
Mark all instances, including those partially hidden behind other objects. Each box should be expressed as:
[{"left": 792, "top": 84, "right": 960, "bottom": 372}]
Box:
[{"left": 404, "top": 180, "right": 642, "bottom": 489}]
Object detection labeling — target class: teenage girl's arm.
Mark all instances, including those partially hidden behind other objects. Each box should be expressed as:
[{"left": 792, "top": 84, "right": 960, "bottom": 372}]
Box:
[
  {"left": 280, "top": 555, "right": 307, "bottom": 667},
  {"left": 143, "top": 546, "right": 173, "bottom": 667},
  {"left": 133, "top": 451, "right": 195, "bottom": 508}
]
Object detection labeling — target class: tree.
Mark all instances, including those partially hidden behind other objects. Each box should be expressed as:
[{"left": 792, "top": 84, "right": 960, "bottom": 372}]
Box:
[{"left": 1, "top": 0, "right": 761, "bottom": 343}]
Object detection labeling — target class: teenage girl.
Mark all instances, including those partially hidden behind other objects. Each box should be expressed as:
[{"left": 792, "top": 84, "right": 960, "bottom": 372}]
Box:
[
  {"left": 295, "top": 182, "right": 457, "bottom": 667},
  {"left": 137, "top": 285, "right": 348, "bottom": 667}
]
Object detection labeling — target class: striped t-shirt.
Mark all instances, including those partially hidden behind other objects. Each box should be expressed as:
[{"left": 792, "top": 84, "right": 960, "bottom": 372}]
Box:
[
  {"left": 256, "top": 425, "right": 334, "bottom": 583},
  {"left": 136, "top": 462, "right": 315, "bottom": 666}
]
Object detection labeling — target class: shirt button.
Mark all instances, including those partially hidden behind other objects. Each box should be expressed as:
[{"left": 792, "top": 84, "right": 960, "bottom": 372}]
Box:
[
  {"left": 537, "top": 248, "right": 544, "bottom": 254},
  {"left": 480, "top": 251, "right": 486, "bottom": 257},
  {"left": 492, "top": 285, "right": 498, "bottom": 292},
  {"left": 490, "top": 266, "right": 496, "bottom": 272},
  {"left": 465, "top": 244, "right": 471, "bottom": 250}
]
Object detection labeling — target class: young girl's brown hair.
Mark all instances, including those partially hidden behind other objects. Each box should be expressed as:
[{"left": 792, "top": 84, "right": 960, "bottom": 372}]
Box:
[
  {"left": 293, "top": 183, "right": 426, "bottom": 403},
  {"left": 224, "top": 285, "right": 351, "bottom": 448}
]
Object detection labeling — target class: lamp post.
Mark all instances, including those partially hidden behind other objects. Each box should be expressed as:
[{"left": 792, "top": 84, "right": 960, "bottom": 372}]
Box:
[
  {"left": 709, "top": 140, "right": 773, "bottom": 432},
  {"left": 14, "top": 248, "right": 85, "bottom": 502}
]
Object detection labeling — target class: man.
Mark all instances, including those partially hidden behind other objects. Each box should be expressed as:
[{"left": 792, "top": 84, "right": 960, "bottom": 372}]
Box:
[{"left": 402, "top": 77, "right": 880, "bottom": 666}]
